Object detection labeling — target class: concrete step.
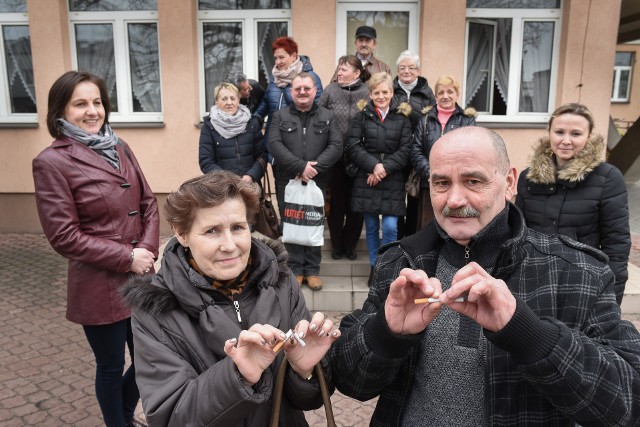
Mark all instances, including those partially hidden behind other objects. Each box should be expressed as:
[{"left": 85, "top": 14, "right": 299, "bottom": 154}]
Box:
[{"left": 299, "top": 275, "right": 369, "bottom": 312}]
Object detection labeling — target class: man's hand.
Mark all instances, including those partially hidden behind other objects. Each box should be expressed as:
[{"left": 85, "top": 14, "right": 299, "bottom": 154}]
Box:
[
  {"left": 439, "top": 262, "right": 516, "bottom": 332},
  {"left": 384, "top": 268, "right": 442, "bottom": 335},
  {"left": 301, "top": 161, "right": 318, "bottom": 182}
]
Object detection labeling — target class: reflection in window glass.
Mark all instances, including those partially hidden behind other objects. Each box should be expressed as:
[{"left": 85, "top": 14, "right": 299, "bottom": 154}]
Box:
[
  {"left": 202, "top": 22, "right": 242, "bottom": 109},
  {"left": 519, "top": 22, "right": 553, "bottom": 112},
  {"left": 3, "top": 25, "right": 36, "bottom": 113},
  {"left": 467, "top": 0, "right": 559, "bottom": 8},
  {"left": 128, "top": 23, "right": 161, "bottom": 112},
  {"left": 198, "top": 0, "right": 290, "bottom": 10},
  {"left": 69, "top": 0, "right": 156, "bottom": 11},
  {"left": 0, "top": 0, "right": 26, "bottom": 13},
  {"left": 257, "top": 22, "right": 288, "bottom": 88},
  {"left": 75, "top": 24, "right": 118, "bottom": 112},
  {"left": 345, "top": 11, "right": 408, "bottom": 70},
  {"left": 615, "top": 52, "right": 633, "bottom": 66}
]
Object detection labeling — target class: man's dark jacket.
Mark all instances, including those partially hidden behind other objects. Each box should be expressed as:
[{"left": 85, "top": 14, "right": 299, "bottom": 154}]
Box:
[{"left": 328, "top": 204, "right": 640, "bottom": 426}]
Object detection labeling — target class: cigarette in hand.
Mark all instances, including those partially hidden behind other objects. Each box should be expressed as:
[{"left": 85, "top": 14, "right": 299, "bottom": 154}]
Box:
[
  {"left": 272, "top": 329, "right": 306, "bottom": 352},
  {"left": 414, "top": 296, "right": 466, "bottom": 304}
]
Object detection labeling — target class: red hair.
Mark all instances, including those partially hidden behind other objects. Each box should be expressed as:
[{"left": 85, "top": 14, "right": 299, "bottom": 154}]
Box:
[{"left": 272, "top": 36, "right": 298, "bottom": 55}]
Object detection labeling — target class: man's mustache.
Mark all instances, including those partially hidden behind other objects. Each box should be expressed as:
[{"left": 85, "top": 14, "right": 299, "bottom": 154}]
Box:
[{"left": 442, "top": 206, "right": 480, "bottom": 218}]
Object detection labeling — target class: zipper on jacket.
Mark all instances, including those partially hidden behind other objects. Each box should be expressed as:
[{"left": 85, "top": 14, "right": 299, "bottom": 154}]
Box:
[
  {"left": 232, "top": 297, "right": 242, "bottom": 323},
  {"left": 464, "top": 246, "right": 470, "bottom": 264}
]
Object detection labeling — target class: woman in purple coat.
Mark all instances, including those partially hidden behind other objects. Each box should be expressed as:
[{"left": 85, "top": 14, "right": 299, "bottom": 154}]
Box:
[{"left": 32, "top": 71, "right": 159, "bottom": 427}]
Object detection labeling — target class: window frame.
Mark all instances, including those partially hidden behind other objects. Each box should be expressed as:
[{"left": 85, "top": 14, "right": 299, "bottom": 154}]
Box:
[
  {"left": 335, "top": 1, "right": 419, "bottom": 65},
  {"left": 611, "top": 51, "right": 633, "bottom": 103},
  {"left": 0, "top": 11, "right": 37, "bottom": 124},
  {"left": 197, "top": 8, "right": 291, "bottom": 115},
  {"left": 68, "top": 9, "right": 163, "bottom": 123},
  {"left": 464, "top": 6, "right": 562, "bottom": 124}
]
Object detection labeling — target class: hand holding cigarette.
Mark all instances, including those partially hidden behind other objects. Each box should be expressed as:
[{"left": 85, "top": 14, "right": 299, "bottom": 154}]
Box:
[
  {"left": 284, "top": 311, "right": 341, "bottom": 381},
  {"left": 385, "top": 268, "right": 443, "bottom": 335}
]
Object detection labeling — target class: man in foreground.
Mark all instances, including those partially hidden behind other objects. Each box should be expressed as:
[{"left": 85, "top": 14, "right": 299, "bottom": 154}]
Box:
[{"left": 329, "top": 126, "right": 640, "bottom": 426}]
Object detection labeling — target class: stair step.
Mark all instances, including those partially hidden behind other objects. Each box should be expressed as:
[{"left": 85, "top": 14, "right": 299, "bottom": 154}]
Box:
[{"left": 299, "top": 276, "right": 369, "bottom": 312}]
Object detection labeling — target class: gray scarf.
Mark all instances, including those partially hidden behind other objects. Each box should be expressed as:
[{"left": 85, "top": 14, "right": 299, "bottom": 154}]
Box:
[
  {"left": 272, "top": 57, "right": 303, "bottom": 88},
  {"left": 209, "top": 104, "right": 251, "bottom": 139},
  {"left": 56, "top": 118, "right": 120, "bottom": 169}
]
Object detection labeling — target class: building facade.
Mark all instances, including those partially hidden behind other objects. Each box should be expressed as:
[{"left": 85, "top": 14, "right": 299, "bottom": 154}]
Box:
[{"left": 0, "top": 0, "right": 623, "bottom": 233}]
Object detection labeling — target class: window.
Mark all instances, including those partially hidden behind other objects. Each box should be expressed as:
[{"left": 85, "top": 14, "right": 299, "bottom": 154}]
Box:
[
  {"left": 612, "top": 51, "right": 633, "bottom": 103},
  {"left": 68, "top": 0, "right": 163, "bottom": 123},
  {"left": 465, "top": 1, "right": 561, "bottom": 123},
  {"left": 336, "top": 2, "right": 419, "bottom": 68},
  {"left": 198, "top": 1, "right": 290, "bottom": 112},
  {"left": 0, "top": 0, "right": 37, "bottom": 124}
]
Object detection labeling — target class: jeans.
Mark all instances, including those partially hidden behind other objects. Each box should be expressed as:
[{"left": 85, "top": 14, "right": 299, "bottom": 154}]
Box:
[
  {"left": 363, "top": 213, "right": 398, "bottom": 266},
  {"left": 83, "top": 318, "right": 139, "bottom": 427}
]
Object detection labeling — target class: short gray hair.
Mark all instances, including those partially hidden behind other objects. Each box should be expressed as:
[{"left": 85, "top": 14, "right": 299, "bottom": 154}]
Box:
[
  {"left": 225, "top": 71, "right": 248, "bottom": 88},
  {"left": 396, "top": 50, "right": 420, "bottom": 68}
]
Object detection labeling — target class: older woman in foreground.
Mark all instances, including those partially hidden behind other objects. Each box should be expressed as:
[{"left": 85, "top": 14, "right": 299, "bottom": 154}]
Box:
[{"left": 122, "top": 171, "right": 339, "bottom": 426}]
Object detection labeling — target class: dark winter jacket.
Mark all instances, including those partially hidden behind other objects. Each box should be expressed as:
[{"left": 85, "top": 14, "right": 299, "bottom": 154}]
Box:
[
  {"left": 268, "top": 103, "right": 342, "bottom": 188},
  {"left": 121, "top": 237, "right": 333, "bottom": 427},
  {"left": 329, "top": 204, "right": 640, "bottom": 426},
  {"left": 411, "top": 103, "right": 477, "bottom": 188},
  {"left": 198, "top": 115, "right": 267, "bottom": 182},
  {"left": 392, "top": 76, "right": 436, "bottom": 131},
  {"left": 515, "top": 134, "right": 630, "bottom": 304},
  {"left": 253, "top": 55, "right": 323, "bottom": 150},
  {"left": 346, "top": 100, "right": 413, "bottom": 216},
  {"left": 33, "top": 136, "right": 159, "bottom": 325}
]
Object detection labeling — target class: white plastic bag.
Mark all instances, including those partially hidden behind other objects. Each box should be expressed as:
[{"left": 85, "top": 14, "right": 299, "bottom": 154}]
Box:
[{"left": 282, "top": 179, "right": 324, "bottom": 246}]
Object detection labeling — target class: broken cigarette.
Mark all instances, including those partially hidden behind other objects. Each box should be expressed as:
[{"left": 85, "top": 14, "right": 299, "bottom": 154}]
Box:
[
  {"left": 414, "top": 296, "right": 466, "bottom": 304},
  {"left": 272, "top": 329, "right": 306, "bottom": 352}
]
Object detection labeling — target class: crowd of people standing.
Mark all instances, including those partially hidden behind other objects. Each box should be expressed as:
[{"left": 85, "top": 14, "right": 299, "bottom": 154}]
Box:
[{"left": 30, "top": 24, "right": 637, "bottom": 427}]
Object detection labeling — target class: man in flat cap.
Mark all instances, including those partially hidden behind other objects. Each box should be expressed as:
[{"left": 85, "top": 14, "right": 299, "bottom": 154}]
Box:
[{"left": 331, "top": 25, "right": 391, "bottom": 82}]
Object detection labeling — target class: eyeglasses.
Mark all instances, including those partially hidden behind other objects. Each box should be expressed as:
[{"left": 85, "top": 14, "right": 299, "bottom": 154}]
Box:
[
  {"left": 292, "top": 86, "right": 315, "bottom": 93},
  {"left": 398, "top": 66, "right": 418, "bottom": 72}
]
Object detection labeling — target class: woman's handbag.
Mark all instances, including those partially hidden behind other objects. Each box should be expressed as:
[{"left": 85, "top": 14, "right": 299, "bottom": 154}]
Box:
[
  {"left": 282, "top": 179, "right": 324, "bottom": 246},
  {"left": 269, "top": 358, "right": 336, "bottom": 427},
  {"left": 405, "top": 168, "right": 421, "bottom": 198},
  {"left": 254, "top": 159, "right": 282, "bottom": 239}
]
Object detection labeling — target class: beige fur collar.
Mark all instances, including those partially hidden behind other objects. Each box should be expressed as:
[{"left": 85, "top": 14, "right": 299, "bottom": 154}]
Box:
[{"left": 525, "top": 134, "right": 605, "bottom": 184}]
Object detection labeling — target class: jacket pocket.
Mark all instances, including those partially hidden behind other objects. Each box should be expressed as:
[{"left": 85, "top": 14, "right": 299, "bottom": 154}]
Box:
[
  {"left": 312, "top": 120, "right": 330, "bottom": 135},
  {"left": 279, "top": 120, "right": 298, "bottom": 133}
]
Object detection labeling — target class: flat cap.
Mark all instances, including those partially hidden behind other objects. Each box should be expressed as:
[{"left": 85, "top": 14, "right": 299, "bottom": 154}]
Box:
[{"left": 355, "top": 25, "right": 376, "bottom": 40}]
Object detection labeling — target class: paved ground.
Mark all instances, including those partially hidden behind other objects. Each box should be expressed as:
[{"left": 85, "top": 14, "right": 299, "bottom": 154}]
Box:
[{"left": 2, "top": 179, "right": 640, "bottom": 425}]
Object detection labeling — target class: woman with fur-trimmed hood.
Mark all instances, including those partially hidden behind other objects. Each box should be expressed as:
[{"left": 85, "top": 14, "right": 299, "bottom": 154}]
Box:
[
  {"left": 516, "top": 103, "right": 630, "bottom": 304},
  {"left": 345, "top": 72, "right": 413, "bottom": 269},
  {"left": 410, "top": 75, "right": 477, "bottom": 231}
]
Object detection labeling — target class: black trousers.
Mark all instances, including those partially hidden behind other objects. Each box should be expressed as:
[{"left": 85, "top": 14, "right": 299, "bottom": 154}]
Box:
[{"left": 327, "top": 162, "right": 363, "bottom": 254}]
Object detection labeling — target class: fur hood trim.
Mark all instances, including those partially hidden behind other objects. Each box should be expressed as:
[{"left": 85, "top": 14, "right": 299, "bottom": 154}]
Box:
[
  {"left": 120, "top": 235, "right": 290, "bottom": 315},
  {"left": 357, "top": 99, "right": 412, "bottom": 117},
  {"left": 525, "top": 133, "right": 605, "bottom": 184}
]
